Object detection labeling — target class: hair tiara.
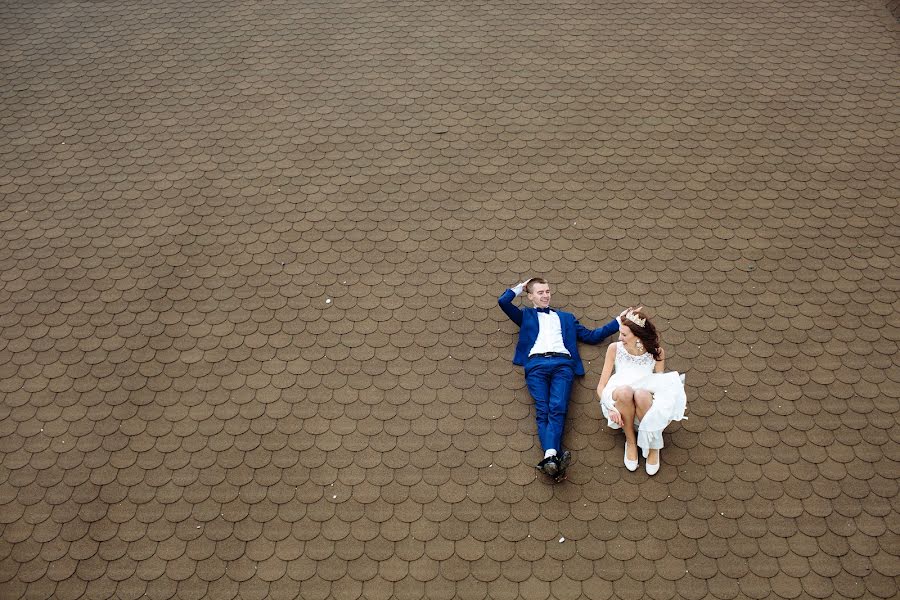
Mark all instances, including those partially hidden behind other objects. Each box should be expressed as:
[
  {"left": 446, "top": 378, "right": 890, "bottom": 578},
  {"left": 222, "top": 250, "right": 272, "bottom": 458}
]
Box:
[{"left": 625, "top": 311, "right": 646, "bottom": 328}]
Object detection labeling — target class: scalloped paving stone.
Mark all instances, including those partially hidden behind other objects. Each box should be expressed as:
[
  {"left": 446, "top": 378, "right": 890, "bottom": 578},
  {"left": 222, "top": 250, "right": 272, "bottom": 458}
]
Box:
[{"left": 0, "top": 0, "right": 898, "bottom": 599}]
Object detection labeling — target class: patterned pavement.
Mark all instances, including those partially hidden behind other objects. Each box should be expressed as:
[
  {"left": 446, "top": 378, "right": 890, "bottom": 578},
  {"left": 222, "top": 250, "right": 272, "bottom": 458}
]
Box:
[{"left": 1, "top": 0, "right": 898, "bottom": 599}]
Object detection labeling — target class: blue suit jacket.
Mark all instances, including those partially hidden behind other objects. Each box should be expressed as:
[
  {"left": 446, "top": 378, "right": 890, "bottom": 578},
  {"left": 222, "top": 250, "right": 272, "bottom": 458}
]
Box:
[{"left": 498, "top": 288, "right": 619, "bottom": 376}]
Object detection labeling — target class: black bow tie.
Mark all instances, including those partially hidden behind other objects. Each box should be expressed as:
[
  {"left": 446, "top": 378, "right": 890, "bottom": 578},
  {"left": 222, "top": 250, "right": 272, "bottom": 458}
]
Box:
[{"left": 536, "top": 307, "right": 552, "bottom": 314}]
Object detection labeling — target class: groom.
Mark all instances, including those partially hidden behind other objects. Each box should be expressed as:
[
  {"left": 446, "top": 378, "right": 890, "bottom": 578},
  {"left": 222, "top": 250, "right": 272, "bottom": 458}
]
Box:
[{"left": 499, "top": 277, "right": 623, "bottom": 480}]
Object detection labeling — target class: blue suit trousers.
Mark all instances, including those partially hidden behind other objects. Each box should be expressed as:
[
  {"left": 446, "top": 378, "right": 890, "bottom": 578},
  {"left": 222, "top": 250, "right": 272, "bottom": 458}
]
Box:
[{"left": 524, "top": 356, "right": 575, "bottom": 453}]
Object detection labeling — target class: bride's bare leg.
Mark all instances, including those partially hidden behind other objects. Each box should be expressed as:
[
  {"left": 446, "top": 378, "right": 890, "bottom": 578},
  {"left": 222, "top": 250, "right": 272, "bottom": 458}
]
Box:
[
  {"left": 613, "top": 386, "right": 637, "bottom": 461},
  {"left": 634, "top": 390, "right": 653, "bottom": 421},
  {"left": 634, "top": 390, "right": 658, "bottom": 465}
]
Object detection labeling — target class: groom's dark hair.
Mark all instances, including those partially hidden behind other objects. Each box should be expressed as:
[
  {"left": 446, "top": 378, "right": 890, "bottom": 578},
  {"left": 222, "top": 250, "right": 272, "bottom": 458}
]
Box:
[{"left": 525, "top": 277, "right": 547, "bottom": 293}]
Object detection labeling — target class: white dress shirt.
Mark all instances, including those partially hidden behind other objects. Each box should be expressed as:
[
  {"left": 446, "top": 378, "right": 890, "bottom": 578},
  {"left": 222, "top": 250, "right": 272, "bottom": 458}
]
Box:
[{"left": 529, "top": 310, "right": 571, "bottom": 356}]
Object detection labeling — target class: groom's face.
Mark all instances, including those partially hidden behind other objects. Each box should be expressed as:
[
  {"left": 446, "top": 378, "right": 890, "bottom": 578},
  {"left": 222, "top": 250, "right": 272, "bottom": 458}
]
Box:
[{"left": 528, "top": 283, "right": 551, "bottom": 308}]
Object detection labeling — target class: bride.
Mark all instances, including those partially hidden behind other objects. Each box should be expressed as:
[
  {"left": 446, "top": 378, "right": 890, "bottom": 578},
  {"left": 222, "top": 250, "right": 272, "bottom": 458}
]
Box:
[{"left": 597, "top": 309, "right": 687, "bottom": 475}]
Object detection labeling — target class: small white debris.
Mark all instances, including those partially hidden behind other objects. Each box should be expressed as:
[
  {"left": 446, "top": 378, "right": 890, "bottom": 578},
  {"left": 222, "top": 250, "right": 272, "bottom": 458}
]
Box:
[
  {"left": 333, "top": 495, "right": 337, "bottom": 499},
  {"left": 325, "top": 299, "right": 331, "bottom": 304},
  {"left": 196, "top": 525, "right": 201, "bottom": 529},
  {"left": 559, "top": 537, "right": 565, "bottom": 543}
]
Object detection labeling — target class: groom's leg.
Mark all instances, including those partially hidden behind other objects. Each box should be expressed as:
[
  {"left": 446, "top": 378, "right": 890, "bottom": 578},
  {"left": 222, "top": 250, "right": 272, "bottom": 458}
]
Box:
[
  {"left": 546, "top": 360, "right": 576, "bottom": 452},
  {"left": 525, "top": 361, "right": 554, "bottom": 452}
]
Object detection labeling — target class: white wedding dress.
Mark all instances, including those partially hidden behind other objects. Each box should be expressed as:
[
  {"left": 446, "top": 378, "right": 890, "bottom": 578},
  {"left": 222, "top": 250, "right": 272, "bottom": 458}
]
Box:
[{"left": 599, "top": 342, "right": 687, "bottom": 457}]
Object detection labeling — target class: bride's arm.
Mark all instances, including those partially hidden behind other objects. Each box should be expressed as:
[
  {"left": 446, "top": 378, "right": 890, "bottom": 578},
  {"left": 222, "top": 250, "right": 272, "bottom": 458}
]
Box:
[
  {"left": 596, "top": 343, "right": 617, "bottom": 394},
  {"left": 596, "top": 344, "right": 621, "bottom": 424},
  {"left": 654, "top": 347, "right": 666, "bottom": 373}
]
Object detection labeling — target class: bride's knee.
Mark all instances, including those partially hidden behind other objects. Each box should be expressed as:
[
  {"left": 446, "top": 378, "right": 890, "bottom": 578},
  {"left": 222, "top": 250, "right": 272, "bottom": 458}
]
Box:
[
  {"left": 634, "top": 390, "right": 653, "bottom": 411},
  {"left": 612, "top": 386, "right": 635, "bottom": 403}
]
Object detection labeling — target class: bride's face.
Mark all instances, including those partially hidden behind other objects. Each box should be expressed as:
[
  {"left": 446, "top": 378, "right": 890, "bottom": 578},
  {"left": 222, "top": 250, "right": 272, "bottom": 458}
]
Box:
[{"left": 619, "top": 325, "right": 636, "bottom": 345}]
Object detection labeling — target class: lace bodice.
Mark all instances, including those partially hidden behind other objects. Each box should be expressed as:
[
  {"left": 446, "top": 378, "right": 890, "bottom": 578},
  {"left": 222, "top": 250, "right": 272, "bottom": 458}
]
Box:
[
  {"left": 614, "top": 342, "right": 656, "bottom": 378},
  {"left": 600, "top": 343, "right": 687, "bottom": 448}
]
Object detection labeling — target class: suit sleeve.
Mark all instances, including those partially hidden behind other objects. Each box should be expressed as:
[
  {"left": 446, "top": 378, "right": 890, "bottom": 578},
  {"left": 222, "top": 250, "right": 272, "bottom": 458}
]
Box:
[
  {"left": 498, "top": 288, "right": 523, "bottom": 326},
  {"left": 575, "top": 318, "right": 619, "bottom": 344}
]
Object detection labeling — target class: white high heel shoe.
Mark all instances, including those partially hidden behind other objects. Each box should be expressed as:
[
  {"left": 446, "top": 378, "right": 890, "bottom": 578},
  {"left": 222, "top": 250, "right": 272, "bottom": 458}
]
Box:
[
  {"left": 624, "top": 441, "right": 638, "bottom": 472},
  {"left": 646, "top": 449, "right": 660, "bottom": 476}
]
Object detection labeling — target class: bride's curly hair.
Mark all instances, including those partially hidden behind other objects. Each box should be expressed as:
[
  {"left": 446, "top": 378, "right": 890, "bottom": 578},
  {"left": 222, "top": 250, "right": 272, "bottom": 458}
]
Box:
[{"left": 623, "top": 310, "right": 662, "bottom": 360}]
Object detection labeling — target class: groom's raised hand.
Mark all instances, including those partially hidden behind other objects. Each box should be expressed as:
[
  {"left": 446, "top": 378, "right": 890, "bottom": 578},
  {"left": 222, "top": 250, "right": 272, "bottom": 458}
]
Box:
[{"left": 512, "top": 278, "right": 534, "bottom": 296}]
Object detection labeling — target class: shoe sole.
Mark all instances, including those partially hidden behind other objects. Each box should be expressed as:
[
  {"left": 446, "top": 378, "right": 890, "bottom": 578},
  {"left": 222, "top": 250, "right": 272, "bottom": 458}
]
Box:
[
  {"left": 535, "top": 453, "right": 575, "bottom": 483},
  {"left": 535, "top": 458, "right": 558, "bottom": 479}
]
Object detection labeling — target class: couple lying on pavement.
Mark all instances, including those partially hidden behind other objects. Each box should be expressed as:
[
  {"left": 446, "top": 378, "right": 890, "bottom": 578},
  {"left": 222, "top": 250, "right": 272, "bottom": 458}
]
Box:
[{"left": 498, "top": 277, "right": 687, "bottom": 481}]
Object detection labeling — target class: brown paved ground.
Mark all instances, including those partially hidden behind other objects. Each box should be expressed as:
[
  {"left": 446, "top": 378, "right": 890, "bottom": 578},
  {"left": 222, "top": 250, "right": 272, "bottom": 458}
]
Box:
[{"left": 1, "top": 0, "right": 898, "bottom": 599}]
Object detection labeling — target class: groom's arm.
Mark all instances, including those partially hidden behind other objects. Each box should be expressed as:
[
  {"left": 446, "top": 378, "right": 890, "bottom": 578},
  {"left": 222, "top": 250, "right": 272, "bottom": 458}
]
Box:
[
  {"left": 498, "top": 282, "right": 527, "bottom": 326},
  {"left": 576, "top": 307, "right": 638, "bottom": 344},
  {"left": 575, "top": 317, "right": 619, "bottom": 344}
]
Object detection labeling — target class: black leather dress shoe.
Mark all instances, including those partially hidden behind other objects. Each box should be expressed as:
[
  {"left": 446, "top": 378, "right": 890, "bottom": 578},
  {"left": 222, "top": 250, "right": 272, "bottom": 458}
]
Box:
[
  {"left": 557, "top": 450, "right": 572, "bottom": 476},
  {"left": 537, "top": 456, "right": 559, "bottom": 478}
]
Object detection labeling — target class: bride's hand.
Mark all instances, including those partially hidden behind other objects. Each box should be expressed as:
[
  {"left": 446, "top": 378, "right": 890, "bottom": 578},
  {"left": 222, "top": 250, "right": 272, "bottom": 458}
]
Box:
[{"left": 609, "top": 408, "right": 623, "bottom": 427}]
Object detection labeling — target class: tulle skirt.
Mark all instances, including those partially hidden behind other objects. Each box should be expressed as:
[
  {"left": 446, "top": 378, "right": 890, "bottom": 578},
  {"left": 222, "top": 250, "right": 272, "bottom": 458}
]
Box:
[{"left": 600, "top": 371, "right": 687, "bottom": 457}]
